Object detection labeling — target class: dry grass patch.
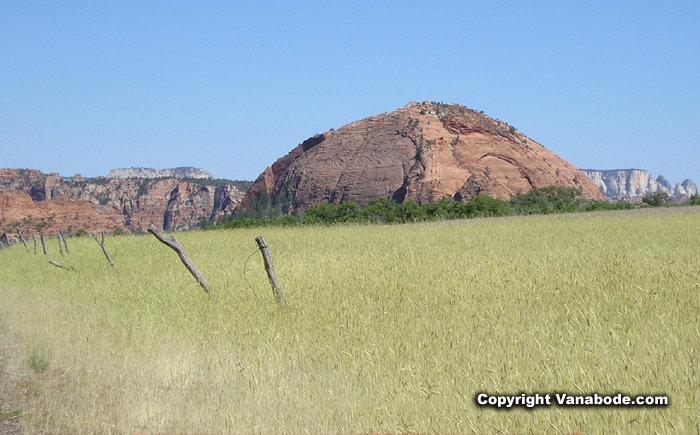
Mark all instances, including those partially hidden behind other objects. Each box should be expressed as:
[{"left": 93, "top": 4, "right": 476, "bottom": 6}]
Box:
[{"left": 0, "top": 208, "right": 698, "bottom": 434}]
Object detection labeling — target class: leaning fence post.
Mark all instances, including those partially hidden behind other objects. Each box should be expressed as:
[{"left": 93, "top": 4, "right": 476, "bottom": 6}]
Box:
[
  {"left": 255, "top": 236, "right": 286, "bottom": 306},
  {"left": 40, "top": 234, "right": 48, "bottom": 256},
  {"left": 16, "top": 228, "right": 29, "bottom": 252},
  {"left": 93, "top": 233, "right": 117, "bottom": 270},
  {"left": 57, "top": 234, "right": 65, "bottom": 257},
  {"left": 49, "top": 260, "right": 75, "bottom": 271},
  {"left": 147, "top": 224, "right": 211, "bottom": 293},
  {"left": 59, "top": 229, "right": 69, "bottom": 254}
]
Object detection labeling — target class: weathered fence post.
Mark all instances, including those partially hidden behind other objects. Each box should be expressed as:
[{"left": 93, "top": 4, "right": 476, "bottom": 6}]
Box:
[
  {"left": 59, "top": 229, "right": 69, "bottom": 254},
  {"left": 147, "top": 224, "right": 211, "bottom": 293},
  {"left": 93, "top": 233, "right": 117, "bottom": 270},
  {"left": 255, "top": 236, "right": 286, "bottom": 306},
  {"left": 33, "top": 234, "right": 37, "bottom": 254},
  {"left": 16, "top": 228, "right": 29, "bottom": 252},
  {"left": 1, "top": 233, "right": 11, "bottom": 249},
  {"left": 40, "top": 234, "right": 48, "bottom": 257},
  {"left": 57, "top": 234, "right": 65, "bottom": 257},
  {"left": 48, "top": 260, "right": 74, "bottom": 271}
]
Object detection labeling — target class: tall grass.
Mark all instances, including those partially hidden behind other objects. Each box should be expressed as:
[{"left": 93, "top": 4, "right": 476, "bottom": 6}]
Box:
[{"left": 0, "top": 208, "right": 698, "bottom": 434}]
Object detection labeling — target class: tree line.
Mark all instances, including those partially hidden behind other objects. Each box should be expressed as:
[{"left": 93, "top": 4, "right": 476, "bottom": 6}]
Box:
[{"left": 205, "top": 186, "right": 637, "bottom": 230}]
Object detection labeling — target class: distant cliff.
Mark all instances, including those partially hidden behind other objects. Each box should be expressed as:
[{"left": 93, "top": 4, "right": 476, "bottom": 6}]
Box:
[
  {"left": 0, "top": 169, "right": 244, "bottom": 235},
  {"left": 580, "top": 169, "right": 698, "bottom": 201},
  {"left": 107, "top": 167, "right": 214, "bottom": 179}
]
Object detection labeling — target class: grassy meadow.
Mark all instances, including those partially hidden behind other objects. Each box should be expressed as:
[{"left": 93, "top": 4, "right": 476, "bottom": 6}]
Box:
[{"left": 0, "top": 208, "right": 699, "bottom": 434}]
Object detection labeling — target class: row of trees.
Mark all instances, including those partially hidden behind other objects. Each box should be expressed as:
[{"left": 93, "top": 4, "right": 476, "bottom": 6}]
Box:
[{"left": 207, "top": 186, "right": 635, "bottom": 230}]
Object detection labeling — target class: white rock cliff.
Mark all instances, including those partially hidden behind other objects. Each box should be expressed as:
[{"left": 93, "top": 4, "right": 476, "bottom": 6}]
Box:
[{"left": 580, "top": 169, "right": 697, "bottom": 201}]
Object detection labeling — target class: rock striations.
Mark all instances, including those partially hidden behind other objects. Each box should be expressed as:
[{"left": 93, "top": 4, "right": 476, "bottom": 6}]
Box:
[
  {"left": 0, "top": 169, "right": 243, "bottom": 235},
  {"left": 243, "top": 101, "right": 603, "bottom": 211},
  {"left": 580, "top": 169, "right": 698, "bottom": 201}
]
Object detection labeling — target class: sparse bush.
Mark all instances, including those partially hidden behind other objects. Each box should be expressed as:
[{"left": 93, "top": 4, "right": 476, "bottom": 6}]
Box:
[
  {"left": 303, "top": 203, "right": 339, "bottom": 225},
  {"left": 335, "top": 201, "right": 364, "bottom": 223},
  {"left": 642, "top": 191, "right": 669, "bottom": 207},
  {"left": 511, "top": 186, "right": 587, "bottom": 215},
  {"left": 362, "top": 198, "right": 398, "bottom": 224},
  {"left": 465, "top": 194, "right": 512, "bottom": 217},
  {"left": 27, "top": 347, "right": 50, "bottom": 374},
  {"left": 421, "top": 196, "right": 465, "bottom": 220},
  {"left": 585, "top": 200, "right": 634, "bottom": 211},
  {"left": 394, "top": 200, "right": 426, "bottom": 222}
]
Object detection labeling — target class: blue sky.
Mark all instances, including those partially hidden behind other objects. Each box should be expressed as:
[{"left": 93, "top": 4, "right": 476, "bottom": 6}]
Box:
[{"left": 1, "top": 1, "right": 698, "bottom": 186}]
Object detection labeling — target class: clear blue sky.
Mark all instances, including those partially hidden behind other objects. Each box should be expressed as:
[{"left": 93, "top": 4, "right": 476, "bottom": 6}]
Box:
[{"left": 2, "top": 1, "right": 698, "bottom": 186}]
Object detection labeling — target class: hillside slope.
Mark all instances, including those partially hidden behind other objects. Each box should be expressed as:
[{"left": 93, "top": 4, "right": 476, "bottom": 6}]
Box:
[{"left": 243, "top": 101, "right": 603, "bottom": 212}]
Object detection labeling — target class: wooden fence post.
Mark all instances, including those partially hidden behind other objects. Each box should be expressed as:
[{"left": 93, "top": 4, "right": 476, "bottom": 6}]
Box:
[
  {"left": 59, "top": 229, "right": 69, "bottom": 254},
  {"left": 49, "top": 260, "right": 74, "bottom": 271},
  {"left": 93, "top": 233, "right": 117, "bottom": 270},
  {"left": 57, "top": 234, "right": 65, "bottom": 257},
  {"left": 147, "top": 224, "right": 211, "bottom": 293},
  {"left": 1, "top": 233, "right": 11, "bottom": 249},
  {"left": 40, "top": 234, "right": 48, "bottom": 256},
  {"left": 255, "top": 236, "right": 286, "bottom": 306},
  {"left": 16, "top": 228, "right": 29, "bottom": 252}
]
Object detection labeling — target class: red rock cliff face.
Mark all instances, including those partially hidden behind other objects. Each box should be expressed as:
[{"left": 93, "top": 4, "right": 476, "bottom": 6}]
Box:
[
  {"left": 243, "top": 102, "right": 603, "bottom": 211},
  {"left": 0, "top": 169, "right": 244, "bottom": 234},
  {"left": 0, "top": 191, "right": 120, "bottom": 236}
]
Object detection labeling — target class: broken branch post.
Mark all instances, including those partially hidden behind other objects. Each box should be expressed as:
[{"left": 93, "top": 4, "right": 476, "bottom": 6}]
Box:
[
  {"left": 93, "top": 233, "right": 117, "bottom": 270},
  {"left": 40, "top": 234, "right": 48, "bottom": 256},
  {"left": 57, "top": 234, "right": 65, "bottom": 257},
  {"left": 1, "top": 233, "right": 11, "bottom": 249},
  {"left": 59, "top": 229, "right": 69, "bottom": 254},
  {"left": 255, "top": 236, "right": 287, "bottom": 306},
  {"left": 16, "top": 228, "right": 29, "bottom": 252},
  {"left": 49, "top": 260, "right": 74, "bottom": 271},
  {"left": 147, "top": 224, "right": 211, "bottom": 293}
]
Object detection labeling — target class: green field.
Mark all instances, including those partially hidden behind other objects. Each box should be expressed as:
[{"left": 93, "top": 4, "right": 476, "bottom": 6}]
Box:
[{"left": 0, "top": 208, "right": 698, "bottom": 434}]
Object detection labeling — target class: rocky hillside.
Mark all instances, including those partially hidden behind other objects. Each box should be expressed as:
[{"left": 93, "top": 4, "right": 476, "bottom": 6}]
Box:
[
  {"left": 0, "top": 169, "right": 244, "bottom": 235},
  {"left": 581, "top": 169, "right": 698, "bottom": 201},
  {"left": 0, "top": 190, "right": 121, "bottom": 236},
  {"left": 242, "top": 101, "right": 603, "bottom": 212},
  {"left": 106, "top": 167, "right": 214, "bottom": 179}
]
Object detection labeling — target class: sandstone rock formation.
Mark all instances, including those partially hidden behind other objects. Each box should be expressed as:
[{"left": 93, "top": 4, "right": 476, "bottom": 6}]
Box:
[
  {"left": 0, "top": 191, "right": 120, "bottom": 236},
  {"left": 580, "top": 169, "right": 698, "bottom": 201},
  {"left": 0, "top": 169, "right": 244, "bottom": 234},
  {"left": 106, "top": 167, "right": 214, "bottom": 179},
  {"left": 243, "top": 101, "right": 603, "bottom": 212}
]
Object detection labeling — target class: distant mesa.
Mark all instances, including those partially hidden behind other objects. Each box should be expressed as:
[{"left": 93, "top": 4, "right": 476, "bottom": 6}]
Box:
[
  {"left": 580, "top": 169, "right": 698, "bottom": 202},
  {"left": 0, "top": 168, "right": 243, "bottom": 235},
  {"left": 106, "top": 167, "right": 214, "bottom": 180},
  {"left": 242, "top": 101, "right": 604, "bottom": 212}
]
